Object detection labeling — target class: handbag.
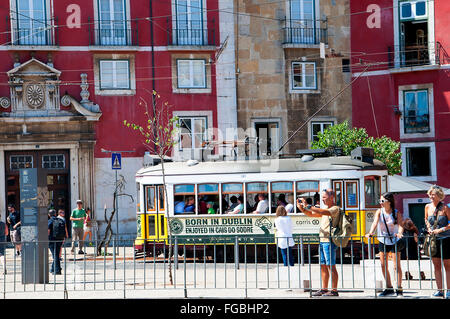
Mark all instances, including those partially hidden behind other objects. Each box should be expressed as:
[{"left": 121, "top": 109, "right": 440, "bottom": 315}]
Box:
[
  {"left": 423, "top": 202, "right": 442, "bottom": 257},
  {"left": 381, "top": 209, "right": 405, "bottom": 251}
]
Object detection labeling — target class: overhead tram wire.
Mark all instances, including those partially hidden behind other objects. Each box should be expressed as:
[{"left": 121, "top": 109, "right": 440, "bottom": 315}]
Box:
[{"left": 275, "top": 63, "right": 372, "bottom": 156}]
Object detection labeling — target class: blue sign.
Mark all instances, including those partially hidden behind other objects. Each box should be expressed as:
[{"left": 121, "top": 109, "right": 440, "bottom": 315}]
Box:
[{"left": 112, "top": 153, "right": 122, "bottom": 170}]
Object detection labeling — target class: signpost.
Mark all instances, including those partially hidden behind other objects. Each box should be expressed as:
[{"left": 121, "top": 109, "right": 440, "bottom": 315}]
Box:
[{"left": 20, "top": 168, "right": 48, "bottom": 284}]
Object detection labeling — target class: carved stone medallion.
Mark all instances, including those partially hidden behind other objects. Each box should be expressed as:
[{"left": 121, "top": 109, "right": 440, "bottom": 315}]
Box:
[{"left": 25, "top": 83, "right": 45, "bottom": 109}]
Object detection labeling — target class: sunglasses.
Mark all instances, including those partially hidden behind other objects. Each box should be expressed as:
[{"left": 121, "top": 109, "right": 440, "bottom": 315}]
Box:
[{"left": 379, "top": 199, "right": 387, "bottom": 204}]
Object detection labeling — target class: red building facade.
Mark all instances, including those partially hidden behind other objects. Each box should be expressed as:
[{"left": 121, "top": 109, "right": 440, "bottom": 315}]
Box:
[
  {"left": 0, "top": 0, "right": 236, "bottom": 236},
  {"left": 350, "top": 0, "right": 450, "bottom": 227}
]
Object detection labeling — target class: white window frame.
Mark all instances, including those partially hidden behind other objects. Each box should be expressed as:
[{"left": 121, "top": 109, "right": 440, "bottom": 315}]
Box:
[
  {"left": 10, "top": 0, "right": 53, "bottom": 46},
  {"left": 309, "top": 120, "right": 335, "bottom": 146},
  {"left": 393, "top": 0, "right": 435, "bottom": 68},
  {"left": 177, "top": 116, "right": 208, "bottom": 150},
  {"left": 171, "top": 0, "right": 207, "bottom": 45},
  {"left": 398, "top": 84, "right": 434, "bottom": 139},
  {"left": 290, "top": 61, "right": 317, "bottom": 91},
  {"left": 401, "top": 142, "right": 437, "bottom": 182},
  {"left": 97, "top": 0, "right": 128, "bottom": 45},
  {"left": 177, "top": 59, "right": 207, "bottom": 89},
  {"left": 99, "top": 59, "right": 130, "bottom": 90}
]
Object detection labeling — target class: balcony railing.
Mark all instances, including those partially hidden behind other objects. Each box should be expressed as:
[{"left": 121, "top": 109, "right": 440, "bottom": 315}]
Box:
[
  {"left": 168, "top": 19, "right": 215, "bottom": 46},
  {"left": 6, "top": 17, "right": 58, "bottom": 46},
  {"left": 388, "top": 42, "right": 449, "bottom": 68},
  {"left": 282, "top": 19, "right": 328, "bottom": 45},
  {"left": 88, "top": 19, "right": 139, "bottom": 46}
]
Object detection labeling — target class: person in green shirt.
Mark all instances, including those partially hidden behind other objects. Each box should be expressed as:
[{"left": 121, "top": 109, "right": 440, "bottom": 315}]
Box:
[{"left": 70, "top": 200, "right": 86, "bottom": 254}]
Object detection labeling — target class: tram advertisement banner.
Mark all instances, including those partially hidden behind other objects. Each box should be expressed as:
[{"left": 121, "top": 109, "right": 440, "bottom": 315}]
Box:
[{"left": 169, "top": 215, "right": 321, "bottom": 244}]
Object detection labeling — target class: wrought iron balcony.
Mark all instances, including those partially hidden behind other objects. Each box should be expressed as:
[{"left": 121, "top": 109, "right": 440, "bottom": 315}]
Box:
[
  {"left": 388, "top": 42, "right": 450, "bottom": 68},
  {"left": 88, "top": 18, "right": 139, "bottom": 46},
  {"left": 404, "top": 113, "right": 430, "bottom": 134},
  {"left": 167, "top": 19, "right": 215, "bottom": 46},
  {"left": 282, "top": 19, "right": 328, "bottom": 45},
  {"left": 6, "top": 17, "right": 58, "bottom": 46}
]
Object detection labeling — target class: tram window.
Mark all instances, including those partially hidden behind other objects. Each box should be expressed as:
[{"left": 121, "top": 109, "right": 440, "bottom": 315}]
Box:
[
  {"left": 346, "top": 181, "right": 358, "bottom": 208},
  {"left": 174, "top": 184, "right": 195, "bottom": 214},
  {"left": 148, "top": 216, "right": 156, "bottom": 236},
  {"left": 333, "top": 181, "right": 343, "bottom": 208},
  {"left": 246, "top": 182, "right": 268, "bottom": 214},
  {"left": 271, "top": 182, "right": 294, "bottom": 214},
  {"left": 198, "top": 184, "right": 219, "bottom": 214},
  {"left": 158, "top": 186, "right": 165, "bottom": 211},
  {"left": 365, "top": 176, "right": 381, "bottom": 208},
  {"left": 145, "top": 186, "right": 156, "bottom": 212},
  {"left": 222, "top": 183, "right": 243, "bottom": 214},
  {"left": 296, "top": 181, "right": 320, "bottom": 210}
]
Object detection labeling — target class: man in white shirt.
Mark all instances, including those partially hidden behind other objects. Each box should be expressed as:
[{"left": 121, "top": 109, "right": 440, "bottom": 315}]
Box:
[{"left": 253, "top": 193, "right": 268, "bottom": 214}]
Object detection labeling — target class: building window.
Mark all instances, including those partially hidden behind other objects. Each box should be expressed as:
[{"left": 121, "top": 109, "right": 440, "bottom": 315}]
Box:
[
  {"left": 177, "top": 60, "right": 206, "bottom": 89},
  {"left": 13, "top": 0, "right": 50, "bottom": 45},
  {"left": 254, "top": 121, "right": 280, "bottom": 157},
  {"left": 288, "top": 0, "right": 317, "bottom": 44},
  {"left": 311, "top": 121, "right": 333, "bottom": 142},
  {"left": 292, "top": 62, "right": 317, "bottom": 90},
  {"left": 400, "top": 1, "right": 427, "bottom": 20},
  {"left": 401, "top": 142, "right": 436, "bottom": 181},
  {"left": 10, "top": 155, "right": 33, "bottom": 170},
  {"left": 174, "top": 0, "right": 205, "bottom": 45},
  {"left": 97, "top": 0, "right": 128, "bottom": 46},
  {"left": 99, "top": 60, "right": 130, "bottom": 89},
  {"left": 42, "top": 154, "right": 65, "bottom": 169},
  {"left": 406, "top": 147, "right": 430, "bottom": 176},
  {"left": 178, "top": 116, "right": 207, "bottom": 150},
  {"left": 342, "top": 59, "right": 350, "bottom": 73},
  {"left": 403, "top": 89, "right": 429, "bottom": 134}
]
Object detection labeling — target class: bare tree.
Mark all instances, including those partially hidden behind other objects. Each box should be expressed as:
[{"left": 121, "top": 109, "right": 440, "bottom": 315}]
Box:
[
  {"left": 124, "top": 90, "right": 179, "bottom": 285},
  {"left": 96, "top": 174, "right": 133, "bottom": 256}
]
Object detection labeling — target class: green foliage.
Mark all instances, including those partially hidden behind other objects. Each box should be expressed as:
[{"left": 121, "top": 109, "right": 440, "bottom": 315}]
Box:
[{"left": 311, "top": 121, "right": 402, "bottom": 175}]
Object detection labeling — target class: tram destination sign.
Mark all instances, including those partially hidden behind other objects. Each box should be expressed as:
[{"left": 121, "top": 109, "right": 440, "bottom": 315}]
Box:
[{"left": 169, "top": 215, "right": 321, "bottom": 244}]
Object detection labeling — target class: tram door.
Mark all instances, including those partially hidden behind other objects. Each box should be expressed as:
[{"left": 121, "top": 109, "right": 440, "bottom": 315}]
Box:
[
  {"left": 332, "top": 179, "right": 360, "bottom": 238},
  {"left": 143, "top": 185, "right": 167, "bottom": 241}
]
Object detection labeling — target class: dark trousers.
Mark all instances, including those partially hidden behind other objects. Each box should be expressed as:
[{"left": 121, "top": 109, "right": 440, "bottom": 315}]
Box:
[
  {"left": 49, "top": 241, "right": 62, "bottom": 273},
  {"left": 280, "top": 246, "right": 295, "bottom": 267}
]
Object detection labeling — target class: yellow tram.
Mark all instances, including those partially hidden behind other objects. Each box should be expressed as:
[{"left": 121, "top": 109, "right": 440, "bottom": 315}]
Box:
[{"left": 134, "top": 148, "right": 388, "bottom": 259}]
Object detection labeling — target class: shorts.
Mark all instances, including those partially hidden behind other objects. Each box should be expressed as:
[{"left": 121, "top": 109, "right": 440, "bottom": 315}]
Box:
[
  {"left": 378, "top": 241, "right": 399, "bottom": 254},
  {"left": 84, "top": 226, "right": 92, "bottom": 233},
  {"left": 319, "top": 242, "right": 337, "bottom": 266},
  {"left": 434, "top": 237, "right": 450, "bottom": 260},
  {"left": 10, "top": 229, "right": 21, "bottom": 244}
]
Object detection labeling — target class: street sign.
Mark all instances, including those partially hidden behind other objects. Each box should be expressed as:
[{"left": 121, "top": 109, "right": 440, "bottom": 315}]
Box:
[{"left": 112, "top": 153, "right": 122, "bottom": 170}]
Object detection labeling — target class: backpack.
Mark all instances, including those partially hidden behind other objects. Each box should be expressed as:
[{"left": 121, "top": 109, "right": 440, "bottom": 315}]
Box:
[
  {"left": 52, "top": 218, "right": 66, "bottom": 240},
  {"left": 330, "top": 208, "right": 354, "bottom": 248}
]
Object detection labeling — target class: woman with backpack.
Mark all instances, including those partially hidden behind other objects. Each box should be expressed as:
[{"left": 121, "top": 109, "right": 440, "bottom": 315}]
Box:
[{"left": 366, "top": 192, "right": 405, "bottom": 297}]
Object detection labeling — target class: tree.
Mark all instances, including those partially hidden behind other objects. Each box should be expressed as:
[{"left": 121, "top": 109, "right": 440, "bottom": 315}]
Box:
[
  {"left": 124, "top": 90, "right": 179, "bottom": 285},
  {"left": 311, "top": 121, "right": 402, "bottom": 175}
]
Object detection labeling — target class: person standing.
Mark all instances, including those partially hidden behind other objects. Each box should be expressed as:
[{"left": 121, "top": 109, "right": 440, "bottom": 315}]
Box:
[
  {"left": 48, "top": 209, "right": 65, "bottom": 275},
  {"left": 7, "top": 204, "right": 21, "bottom": 256},
  {"left": 82, "top": 208, "right": 93, "bottom": 246},
  {"left": 274, "top": 206, "right": 295, "bottom": 267},
  {"left": 366, "top": 192, "right": 404, "bottom": 297},
  {"left": 424, "top": 185, "right": 450, "bottom": 299},
  {"left": 297, "top": 189, "right": 340, "bottom": 297},
  {"left": 70, "top": 200, "right": 86, "bottom": 254},
  {"left": 57, "top": 210, "right": 69, "bottom": 260}
]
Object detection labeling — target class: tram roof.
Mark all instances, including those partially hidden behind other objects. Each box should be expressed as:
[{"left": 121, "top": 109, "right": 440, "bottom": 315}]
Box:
[{"left": 136, "top": 156, "right": 387, "bottom": 177}]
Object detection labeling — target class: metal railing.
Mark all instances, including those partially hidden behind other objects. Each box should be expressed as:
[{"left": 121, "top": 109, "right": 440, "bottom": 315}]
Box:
[
  {"left": 282, "top": 19, "right": 328, "bottom": 45},
  {"left": 88, "top": 19, "right": 139, "bottom": 46},
  {"left": 387, "top": 42, "right": 449, "bottom": 68},
  {"left": 6, "top": 17, "right": 59, "bottom": 46},
  {"left": 0, "top": 235, "right": 447, "bottom": 298},
  {"left": 167, "top": 19, "right": 215, "bottom": 46}
]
